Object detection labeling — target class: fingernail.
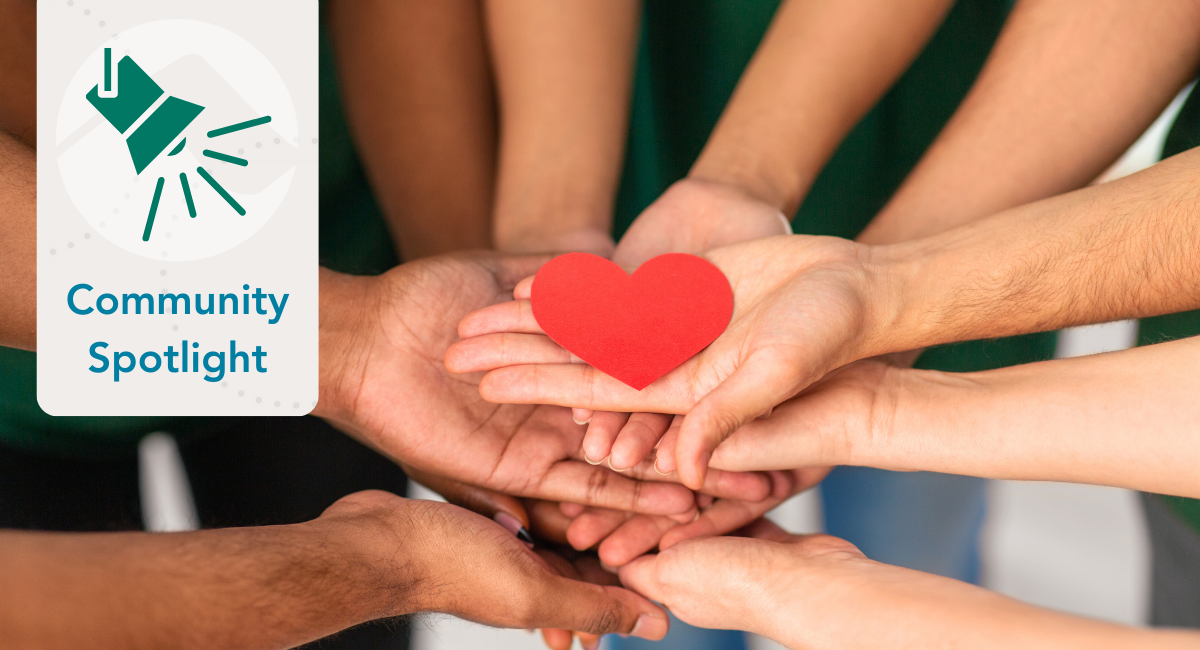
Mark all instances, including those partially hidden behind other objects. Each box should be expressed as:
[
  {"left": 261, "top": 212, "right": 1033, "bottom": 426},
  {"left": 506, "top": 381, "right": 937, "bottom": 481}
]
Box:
[
  {"left": 494, "top": 513, "right": 534, "bottom": 548},
  {"left": 653, "top": 456, "right": 670, "bottom": 476},
  {"left": 573, "top": 415, "right": 591, "bottom": 426},
  {"left": 583, "top": 451, "right": 604, "bottom": 466},
  {"left": 606, "top": 457, "right": 627, "bottom": 473},
  {"left": 600, "top": 560, "right": 619, "bottom": 574},
  {"left": 631, "top": 614, "right": 668, "bottom": 640}
]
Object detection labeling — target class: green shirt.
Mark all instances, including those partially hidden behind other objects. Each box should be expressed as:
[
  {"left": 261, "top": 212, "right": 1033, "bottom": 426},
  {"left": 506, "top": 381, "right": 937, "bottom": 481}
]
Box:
[{"left": 2, "top": 0, "right": 1059, "bottom": 456}]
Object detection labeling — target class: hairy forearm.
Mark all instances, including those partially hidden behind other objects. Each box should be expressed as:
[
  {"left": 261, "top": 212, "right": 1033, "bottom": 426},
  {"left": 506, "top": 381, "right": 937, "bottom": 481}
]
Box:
[
  {"left": 860, "top": 0, "right": 1200, "bottom": 245},
  {"left": 851, "top": 337, "right": 1200, "bottom": 499},
  {"left": 0, "top": 523, "right": 412, "bottom": 650},
  {"left": 486, "top": 0, "right": 639, "bottom": 254},
  {"left": 863, "top": 146, "right": 1200, "bottom": 356},
  {"left": 0, "top": 128, "right": 35, "bottom": 350},
  {"left": 689, "top": 0, "right": 953, "bottom": 214}
]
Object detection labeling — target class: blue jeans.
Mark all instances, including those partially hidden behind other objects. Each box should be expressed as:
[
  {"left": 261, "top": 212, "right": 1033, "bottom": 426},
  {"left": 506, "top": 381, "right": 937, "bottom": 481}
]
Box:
[{"left": 604, "top": 467, "right": 987, "bottom": 649}]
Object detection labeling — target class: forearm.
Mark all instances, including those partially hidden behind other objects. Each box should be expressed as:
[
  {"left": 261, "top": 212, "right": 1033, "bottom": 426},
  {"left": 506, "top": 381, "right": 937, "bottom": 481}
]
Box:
[
  {"left": 0, "top": 128, "right": 36, "bottom": 350},
  {"left": 849, "top": 337, "right": 1200, "bottom": 499},
  {"left": 688, "top": 0, "right": 953, "bottom": 214},
  {"left": 0, "top": 523, "right": 411, "bottom": 650},
  {"left": 486, "top": 0, "right": 639, "bottom": 255},
  {"left": 859, "top": 0, "right": 1200, "bottom": 245},
  {"left": 328, "top": 0, "right": 495, "bottom": 260},
  {"left": 862, "top": 146, "right": 1200, "bottom": 356},
  {"left": 769, "top": 565, "right": 1199, "bottom": 650}
]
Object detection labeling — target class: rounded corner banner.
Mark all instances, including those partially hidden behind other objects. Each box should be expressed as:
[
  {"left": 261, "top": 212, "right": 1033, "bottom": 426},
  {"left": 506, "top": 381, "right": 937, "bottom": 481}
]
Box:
[{"left": 37, "top": 0, "right": 319, "bottom": 416}]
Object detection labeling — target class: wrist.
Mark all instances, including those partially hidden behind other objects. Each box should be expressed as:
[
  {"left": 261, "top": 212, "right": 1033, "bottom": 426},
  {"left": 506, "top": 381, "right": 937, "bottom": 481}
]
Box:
[
  {"left": 307, "top": 494, "right": 430, "bottom": 620},
  {"left": 315, "top": 268, "right": 379, "bottom": 424},
  {"left": 853, "top": 241, "right": 926, "bottom": 360},
  {"left": 687, "top": 152, "right": 810, "bottom": 214}
]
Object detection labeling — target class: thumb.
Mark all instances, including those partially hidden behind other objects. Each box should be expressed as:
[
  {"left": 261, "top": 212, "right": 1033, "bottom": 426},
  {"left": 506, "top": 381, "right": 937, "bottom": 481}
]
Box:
[
  {"left": 675, "top": 352, "right": 800, "bottom": 490},
  {"left": 403, "top": 465, "right": 534, "bottom": 544},
  {"left": 616, "top": 554, "right": 667, "bottom": 605},
  {"left": 541, "top": 576, "right": 669, "bottom": 641}
]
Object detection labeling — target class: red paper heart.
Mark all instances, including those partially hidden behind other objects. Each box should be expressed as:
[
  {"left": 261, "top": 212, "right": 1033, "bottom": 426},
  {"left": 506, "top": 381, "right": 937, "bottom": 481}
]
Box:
[{"left": 531, "top": 252, "right": 733, "bottom": 390}]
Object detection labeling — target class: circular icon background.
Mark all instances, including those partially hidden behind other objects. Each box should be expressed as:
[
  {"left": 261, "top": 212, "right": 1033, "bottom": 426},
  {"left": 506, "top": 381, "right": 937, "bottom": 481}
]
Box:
[{"left": 55, "top": 19, "right": 299, "bottom": 261}]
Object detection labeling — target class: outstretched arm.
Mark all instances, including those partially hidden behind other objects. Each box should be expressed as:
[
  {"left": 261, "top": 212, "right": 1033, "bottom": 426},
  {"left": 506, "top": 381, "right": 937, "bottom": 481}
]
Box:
[
  {"left": 485, "top": 0, "right": 639, "bottom": 257},
  {"left": 613, "top": 0, "right": 953, "bottom": 267},
  {"left": 0, "top": 129, "right": 35, "bottom": 351},
  {"left": 859, "top": 0, "right": 1200, "bottom": 244},
  {"left": 0, "top": 491, "right": 668, "bottom": 649},
  {"left": 451, "top": 143, "right": 1200, "bottom": 488},
  {"left": 619, "top": 520, "right": 1200, "bottom": 650},
  {"left": 713, "top": 335, "right": 1200, "bottom": 499}
]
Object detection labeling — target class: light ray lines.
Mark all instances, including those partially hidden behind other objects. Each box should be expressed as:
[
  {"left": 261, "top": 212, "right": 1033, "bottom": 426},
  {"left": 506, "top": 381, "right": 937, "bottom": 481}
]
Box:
[
  {"left": 196, "top": 166, "right": 246, "bottom": 216},
  {"left": 142, "top": 177, "right": 165, "bottom": 242},
  {"left": 207, "top": 116, "right": 272, "bottom": 138},
  {"left": 202, "top": 149, "right": 248, "bottom": 166},
  {"left": 139, "top": 115, "right": 272, "bottom": 241},
  {"left": 179, "top": 172, "right": 196, "bottom": 218}
]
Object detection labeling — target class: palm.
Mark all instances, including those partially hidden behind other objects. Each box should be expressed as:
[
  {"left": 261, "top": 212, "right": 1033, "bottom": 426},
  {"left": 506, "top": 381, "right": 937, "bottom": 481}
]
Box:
[
  {"left": 612, "top": 178, "right": 792, "bottom": 268},
  {"left": 450, "top": 235, "right": 871, "bottom": 486},
  {"left": 321, "top": 254, "right": 694, "bottom": 514}
]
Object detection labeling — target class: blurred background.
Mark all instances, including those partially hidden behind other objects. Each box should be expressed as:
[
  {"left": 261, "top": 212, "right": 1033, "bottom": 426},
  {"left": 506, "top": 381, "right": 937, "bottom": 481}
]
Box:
[{"left": 129, "top": 6, "right": 1193, "bottom": 649}]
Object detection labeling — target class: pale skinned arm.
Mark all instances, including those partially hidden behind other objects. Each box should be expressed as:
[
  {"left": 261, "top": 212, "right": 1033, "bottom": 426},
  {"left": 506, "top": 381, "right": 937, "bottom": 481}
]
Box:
[
  {"left": 858, "top": 0, "right": 1200, "bottom": 244},
  {"left": 0, "top": 490, "right": 668, "bottom": 649},
  {"left": 450, "top": 145, "right": 1200, "bottom": 488},
  {"left": 611, "top": 0, "right": 953, "bottom": 268},
  {"left": 711, "top": 336, "right": 1200, "bottom": 500},
  {"left": 485, "top": 0, "right": 639, "bottom": 257},
  {"left": 618, "top": 520, "right": 1200, "bottom": 650}
]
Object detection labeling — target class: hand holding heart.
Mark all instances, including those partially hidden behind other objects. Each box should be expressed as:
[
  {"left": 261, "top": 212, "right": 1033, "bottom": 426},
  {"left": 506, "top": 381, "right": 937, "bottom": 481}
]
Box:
[{"left": 445, "top": 234, "right": 886, "bottom": 489}]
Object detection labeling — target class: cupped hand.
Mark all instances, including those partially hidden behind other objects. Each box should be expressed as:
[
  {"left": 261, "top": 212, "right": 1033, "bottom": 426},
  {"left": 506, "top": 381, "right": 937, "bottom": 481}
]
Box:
[
  {"left": 446, "top": 234, "right": 884, "bottom": 489},
  {"left": 320, "top": 490, "right": 668, "bottom": 641},
  {"left": 315, "top": 255, "right": 696, "bottom": 516},
  {"left": 556, "top": 466, "right": 830, "bottom": 569},
  {"left": 618, "top": 518, "right": 1002, "bottom": 650},
  {"left": 611, "top": 177, "right": 792, "bottom": 269}
]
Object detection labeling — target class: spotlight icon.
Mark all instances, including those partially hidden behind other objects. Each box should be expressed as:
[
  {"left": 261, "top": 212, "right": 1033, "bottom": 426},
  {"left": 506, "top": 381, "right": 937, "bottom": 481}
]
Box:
[{"left": 85, "top": 49, "right": 273, "bottom": 242}]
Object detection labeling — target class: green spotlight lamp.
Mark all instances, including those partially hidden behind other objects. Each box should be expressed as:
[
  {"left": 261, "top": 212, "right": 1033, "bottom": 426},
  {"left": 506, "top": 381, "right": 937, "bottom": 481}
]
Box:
[{"left": 86, "top": 49, "right": 205, "bottom": 174}]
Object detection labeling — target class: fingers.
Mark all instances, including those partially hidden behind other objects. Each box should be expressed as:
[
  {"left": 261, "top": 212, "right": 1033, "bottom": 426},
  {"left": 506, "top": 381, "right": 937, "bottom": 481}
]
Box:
[
  {"left": 403, "top": 466, "right": 533, "bottom": 544},
  {"left": 597, "top": 515, "right": 680, "bottom": 568},
  {"left": 479, "top": 364, "right": 678, "bottom": 412},
  {"left": 676, "top": 353, "right": 799, "bottom": 490},
  {"left": 526, "top": 499, "right": 572, "bottom": 545},
  {"left": 610, "top": 413, "right": 673, "bottom": 471},
  {"left": 445, "top": 333, "right": 572, "bottom": 373},
  {"left": 539, "top": 576, "right": 669, "bottom": 641},
  {"left": 559, "top": 502, "right": 586, "bottom": 518},
  {"left": 457, "top": 299, "right": 543, "bottom": 339},
  {"left": 538, "top": 460, "right": 695, "bottom": 515},
  {"left": 514, "top": 275, "right": 535, "bottom": 300},
  {"left": 582, "top": 411, "right": 629, "bottom": 464},
  {"left": 658, "top": 470, "right": 797, "bottom": 550},
  {"left": 572, "top": 408, "right": 595, "bottom": 426},
  {"left": 566, "top": 507, "right": 631, "bottom": 551},
  {"left": 652, "top": 418, "right": 680, "bottom": 475}
]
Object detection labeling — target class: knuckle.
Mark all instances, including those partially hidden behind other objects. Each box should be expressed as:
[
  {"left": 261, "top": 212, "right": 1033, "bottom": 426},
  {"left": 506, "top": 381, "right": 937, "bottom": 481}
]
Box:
[{"left": 580, "top": 601, "right": 625, "bottom": 636}]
